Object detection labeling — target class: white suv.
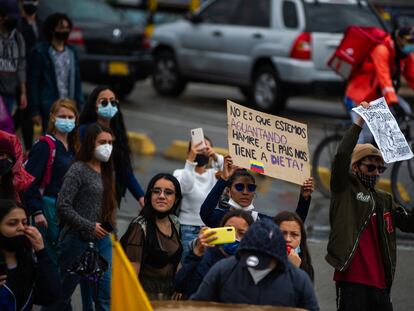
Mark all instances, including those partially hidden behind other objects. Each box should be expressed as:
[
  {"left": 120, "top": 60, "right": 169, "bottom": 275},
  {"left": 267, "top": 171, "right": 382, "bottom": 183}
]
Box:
[{"left": 151, "top": 0, "right": 383, "bottom": 112}]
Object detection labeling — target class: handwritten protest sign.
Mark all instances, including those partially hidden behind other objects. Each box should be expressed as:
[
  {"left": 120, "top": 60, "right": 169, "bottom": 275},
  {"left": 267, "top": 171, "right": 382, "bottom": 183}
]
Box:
[
  {"left": 352, "top": 97, "right": 413, "bottom": 163},
  {"left": 227, "top": 100, "right": 310, "bottom": 185}
]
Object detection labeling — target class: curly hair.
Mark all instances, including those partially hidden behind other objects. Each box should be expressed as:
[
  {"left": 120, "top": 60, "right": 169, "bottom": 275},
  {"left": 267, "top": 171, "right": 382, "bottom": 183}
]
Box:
[{"left": 43, "top": 12, "right": 72, "bottom": 42}]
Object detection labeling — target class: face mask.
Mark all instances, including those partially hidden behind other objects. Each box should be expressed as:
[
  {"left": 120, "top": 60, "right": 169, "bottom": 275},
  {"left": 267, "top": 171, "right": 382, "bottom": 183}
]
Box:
[
  {"left": 294, "top": 246, "right": 301, "bottom": 254},
  {"left": 2, "top": 18, "right": 17, "bottom": 33},
  {"left": 53, "top": 31, "right": 70, "bottom": 42},
  {"left": 228, "top": 198, "right": 255, "bottom": 211},
  {"left": 97, "top": 104, "right": 118, "bottom": 120},
  {"left": 154, "top": 210, "right": 171, "bottom": 219},
  {"left": 0, "top": 158, "right": 13, "bottom": 176},
  {"left": 0, "top": 234, "right": 30, "bottom": 252},
  {"left": 55, "top": 117, "right": 75, "bottom": 133},
  {"left": 356, "top": 172, "right": 379, "bottom": 189},
  {"left": 23, "top": 3, "right": 38, "bottom": 15},
  {"left": 94, "top": 144, "right": 113, "bottom": 162},
  {"left": 195, "top": 154, "right": 209, "bottom": 167},
  {"left": 222, "top": 240, "right": 240, "bottom": 255},
  {"left": 402, "top": 44, "right": 414, "bottom": 55}
]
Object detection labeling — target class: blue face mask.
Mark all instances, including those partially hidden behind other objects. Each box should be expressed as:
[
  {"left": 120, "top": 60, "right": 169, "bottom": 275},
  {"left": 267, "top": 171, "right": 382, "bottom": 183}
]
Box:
[
  {"left": 97, "top": 104, "right": 118, "bottom": 120},
  {"left": 222, "top": 240, "right": 240, "bottom": 255},
  {"left": 402, "top": 44, "right": 414, "bottom": 55},
  {"left": 55, "top": 117, "right": 75, "bottom": 133},
  {"left": 294, "top": 246, "right": 301, "bottom": 254}
]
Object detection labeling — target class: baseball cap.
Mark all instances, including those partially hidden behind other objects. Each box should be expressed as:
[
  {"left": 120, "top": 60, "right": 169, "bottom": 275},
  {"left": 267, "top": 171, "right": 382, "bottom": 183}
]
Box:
[{"left": 351, "top": 144, "right": 383, "bottom": 166}]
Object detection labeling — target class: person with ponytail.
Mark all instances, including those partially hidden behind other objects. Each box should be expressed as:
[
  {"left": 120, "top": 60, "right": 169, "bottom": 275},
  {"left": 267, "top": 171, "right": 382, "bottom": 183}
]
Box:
[
  {"left": 45, "top": 123, "right": 116, "bottom": 311},
  {"left": 122, "top": 173, "right": 183, "bottom": 300}
]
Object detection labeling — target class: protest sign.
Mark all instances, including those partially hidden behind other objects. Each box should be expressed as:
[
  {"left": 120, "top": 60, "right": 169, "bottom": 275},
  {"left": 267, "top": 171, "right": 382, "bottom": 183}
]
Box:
[
  {"left": 352, "top": 97, "right": 413, "bottom": 163},
  {"left": 227, "top": 100, "right": 310, "bottom": 185}
]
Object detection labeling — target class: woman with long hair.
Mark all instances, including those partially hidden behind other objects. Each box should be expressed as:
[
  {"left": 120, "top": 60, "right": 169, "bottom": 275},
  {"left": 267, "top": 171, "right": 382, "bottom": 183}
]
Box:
[
  {"left": 45, "top": 123, "right": 116, "bottom": 311},
  {"left": 79, "top": 85, "right": 145, "bottom": 206},
  {"left": 273, "top": 211, "right": 314, "bottom": 281},
  {"left": 0, "top": 199, "right": 60, "bottom": 310},
  {"left": 122, "top": 173, "right": 183, "bottom": 300},
  {"left": 25, "top": 98, "right": 80, "bottom": 262}
]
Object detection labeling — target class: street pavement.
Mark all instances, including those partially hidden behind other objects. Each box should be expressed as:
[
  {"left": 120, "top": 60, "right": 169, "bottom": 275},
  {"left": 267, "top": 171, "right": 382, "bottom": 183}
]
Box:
[{"left": 69, "top": 81, "right": 414, "bottom": 310}]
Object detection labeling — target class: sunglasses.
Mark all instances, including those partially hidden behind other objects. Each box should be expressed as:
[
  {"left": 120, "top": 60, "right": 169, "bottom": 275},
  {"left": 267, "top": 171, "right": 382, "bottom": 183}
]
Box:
[
  {"left": 359, "top": 162, "right": 387, "bottom": 173},
  {"left": 233, "top": 183, "right": 257, "bottom": 193},
  {"left": 151, "top": 188, "right": 176, "bottom": 197},
  {"left": 99, "top": 99, "right": 118, "bottom": 107}
]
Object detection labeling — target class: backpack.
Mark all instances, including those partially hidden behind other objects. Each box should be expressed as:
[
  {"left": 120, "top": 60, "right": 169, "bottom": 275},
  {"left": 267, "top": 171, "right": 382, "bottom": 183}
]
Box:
[
  {"left": 37, "top": 135, "right": 57, "bottom": 194},
  {"left": 327, "top": 26, "right": 388, "bottom": 80}
]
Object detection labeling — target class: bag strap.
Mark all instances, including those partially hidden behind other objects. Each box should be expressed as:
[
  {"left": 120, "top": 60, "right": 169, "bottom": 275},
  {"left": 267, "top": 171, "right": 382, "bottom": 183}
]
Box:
[{"left": 38, "top": 135, "right": 56, "bottom": 193}]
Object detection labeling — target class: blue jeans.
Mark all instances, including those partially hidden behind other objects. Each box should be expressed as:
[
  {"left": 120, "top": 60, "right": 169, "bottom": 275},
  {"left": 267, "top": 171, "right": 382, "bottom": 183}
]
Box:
[
  {"left": 42, "top": 233, "right": 112, "bottom": 311},
  {"left": 180, "top": 224, "right": 202, "bottom": 261}
]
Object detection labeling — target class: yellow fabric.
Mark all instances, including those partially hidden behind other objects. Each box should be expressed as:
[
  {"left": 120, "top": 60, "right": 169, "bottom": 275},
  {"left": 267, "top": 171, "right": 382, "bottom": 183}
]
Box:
[{"left": 111, "top": 235, "right": 153, "bottom": 311}]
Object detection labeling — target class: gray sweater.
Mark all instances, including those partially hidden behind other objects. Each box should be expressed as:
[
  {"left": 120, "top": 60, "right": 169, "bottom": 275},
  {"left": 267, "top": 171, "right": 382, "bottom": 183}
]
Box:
[{"left": 57, "top": 161, "right": 103, "bottom": 240}]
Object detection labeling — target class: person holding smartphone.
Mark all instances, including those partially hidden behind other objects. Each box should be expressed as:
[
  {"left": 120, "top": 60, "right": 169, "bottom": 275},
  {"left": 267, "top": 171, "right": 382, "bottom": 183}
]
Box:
[
  {"left": 173, "top": 134, "right": 223, "bottom": 259},
  {"left": 0, "top": 199, "right": 61, "bottom": 310},
  {"left": 45, "top": 123, "right": 116, "bottom": 311}
]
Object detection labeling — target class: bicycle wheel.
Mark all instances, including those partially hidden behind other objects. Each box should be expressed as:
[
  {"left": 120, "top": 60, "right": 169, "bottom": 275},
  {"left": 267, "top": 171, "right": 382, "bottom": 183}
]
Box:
[
  {"left": 391, "top": 159, "right": 414, "bottom": 210},
  {"left": 312, "top": 134, "right": 342, "bottom": 198}
]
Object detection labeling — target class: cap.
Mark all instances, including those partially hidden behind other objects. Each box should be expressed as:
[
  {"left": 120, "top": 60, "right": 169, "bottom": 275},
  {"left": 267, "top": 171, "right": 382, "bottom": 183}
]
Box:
[
  {"left": 239, "top": 252, "right": 273, "bottom": 270},
  {"left": 351, "top": 144, "right": 383, "bottom": 166}
]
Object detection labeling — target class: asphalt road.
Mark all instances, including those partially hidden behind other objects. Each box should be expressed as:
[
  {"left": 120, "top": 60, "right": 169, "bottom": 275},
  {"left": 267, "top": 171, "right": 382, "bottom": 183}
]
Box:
[{"left": 70, "top": 81, "right": 414, "bottom": 311}]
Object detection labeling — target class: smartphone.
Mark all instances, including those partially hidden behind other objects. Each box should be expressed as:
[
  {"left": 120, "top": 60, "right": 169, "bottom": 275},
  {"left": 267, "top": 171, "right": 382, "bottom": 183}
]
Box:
[
  {"left": 101, "top": 221, "right": 114, "bottom": 233},
  {"left": 191, "top": 128, "right": 206, "bottom": 149},
  {"left": 204, "top": 226, "right": 236, "bottom": 245}
]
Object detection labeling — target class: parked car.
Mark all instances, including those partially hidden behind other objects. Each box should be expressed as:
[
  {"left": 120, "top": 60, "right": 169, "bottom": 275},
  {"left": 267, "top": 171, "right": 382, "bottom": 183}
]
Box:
[
  {"left": 38, "top": 0, "right": 153, "bottom": 98},
  {"left": 151, "top": 0, "right": 383, "bottom": 112}
]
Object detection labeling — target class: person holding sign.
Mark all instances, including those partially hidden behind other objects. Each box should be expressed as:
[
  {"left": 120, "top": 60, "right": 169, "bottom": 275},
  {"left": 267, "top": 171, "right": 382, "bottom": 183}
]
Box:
[
  {"left": 326, "top": 101, "right": 414, "bottom": 311},
  {"left": 200, "top": 155, "right": 313, "bottom": 228}
]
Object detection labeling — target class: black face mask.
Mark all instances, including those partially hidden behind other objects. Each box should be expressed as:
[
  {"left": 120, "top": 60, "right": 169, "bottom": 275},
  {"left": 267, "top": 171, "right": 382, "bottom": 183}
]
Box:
[
  {"left": 154, "top": 210, "right": 171, "bottom": 219},
  {"left": 23, "top": 3, "right": 38, "bottom": 15},
  {"left": 0, "top": 234, "right": 30, "bottom": 252},
  {"left": 53, "top": 31, "right": 70, "bottom": 42},
  {"left": 2, "top": 18, "right": 17, "bottom": 33},
  {"left": 195, "top": 154, "right": 209, "bottom": 167},
  {"left": 0, "top": 159, "right": 13, "bottom": 176}
]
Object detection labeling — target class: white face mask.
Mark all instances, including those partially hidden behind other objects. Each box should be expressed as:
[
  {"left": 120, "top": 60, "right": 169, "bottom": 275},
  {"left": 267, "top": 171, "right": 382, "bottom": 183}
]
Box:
[
  {"left": 228, "top": 198, "right": 255, "bottom": 211},
  {"left": 94, "top": 144, "right": 113, "bottom": 162}
]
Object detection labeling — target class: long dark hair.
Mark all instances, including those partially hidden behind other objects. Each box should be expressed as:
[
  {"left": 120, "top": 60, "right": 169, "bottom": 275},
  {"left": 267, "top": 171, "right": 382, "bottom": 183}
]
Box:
[
  {"left": 43, "top": 13, "right": 72, "bottom": 42},
  {"left": 77, "top": 123, "right": 117, "bottom": 222},
  {"left": 273, "top": 211, "right": 314, "bottom": 282},
  {"left": 80, "top": 85, "right": 132, "bottom": 202}
]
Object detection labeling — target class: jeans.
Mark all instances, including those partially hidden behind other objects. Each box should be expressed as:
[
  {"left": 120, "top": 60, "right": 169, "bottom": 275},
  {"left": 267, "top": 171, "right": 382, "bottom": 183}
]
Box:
[
  {"left": 180, "top": 224, "right": 202, "bottom": 261},
  {"left": 42, "top": 233, "right": 112, "bottom": 311}
]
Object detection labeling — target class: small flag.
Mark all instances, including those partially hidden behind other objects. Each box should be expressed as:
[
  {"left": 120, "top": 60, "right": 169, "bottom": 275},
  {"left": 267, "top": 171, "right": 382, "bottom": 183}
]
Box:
[{"left": 250, "top": 160, "right": 264, "bottom": 173}]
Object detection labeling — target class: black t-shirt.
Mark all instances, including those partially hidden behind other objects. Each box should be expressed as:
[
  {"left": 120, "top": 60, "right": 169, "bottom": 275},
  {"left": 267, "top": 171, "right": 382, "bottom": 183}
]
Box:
[{"left": 7, "top": 264, "right": 34, "bottom": 310}]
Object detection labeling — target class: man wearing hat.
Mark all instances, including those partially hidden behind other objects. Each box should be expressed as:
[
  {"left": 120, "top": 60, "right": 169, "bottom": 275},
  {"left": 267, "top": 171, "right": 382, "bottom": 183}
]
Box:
[
  {"left": 191, "top": 218, "right": 319, "bottom": 310},
  {"left": 326, "top": 102, "right": 414, "bottom": 311}
]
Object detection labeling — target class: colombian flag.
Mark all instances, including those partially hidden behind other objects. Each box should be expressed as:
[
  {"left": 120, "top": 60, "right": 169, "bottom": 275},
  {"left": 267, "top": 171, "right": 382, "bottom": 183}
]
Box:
[
  {"left": 250, "top": 160, "right": 264, "bottom": 173},
  {"left": 111, "top": 235, "right": 153, "bottom": 311}
]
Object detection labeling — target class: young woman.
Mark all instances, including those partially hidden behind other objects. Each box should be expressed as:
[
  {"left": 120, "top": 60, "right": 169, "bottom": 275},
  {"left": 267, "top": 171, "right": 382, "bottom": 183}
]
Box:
[
  {"left": 273, "top": 211, "right": 314, "bottom": 281},
  {"left": 173, "top": 136, "right": 223, "bottom": 258},
  {"left": 122, "top": 173, "right": 183, "bottom": 300},
  {"left": 46, "top": 123, "right": 116, "bottom": 311},
  {"left": 79, "top": 85, "right": 145, "bottom": 206},
  {"left": 25, "top": 98, "right": 79, "bottom": 262},
  {"left": 200, "top": 155, "right": 314, "bottom": 227},
  {"left": 0, "top": 199, "right": 60, "bottom": 310},
  {"left": 174, "top": 210, "right": 254, "bottom": 299}
]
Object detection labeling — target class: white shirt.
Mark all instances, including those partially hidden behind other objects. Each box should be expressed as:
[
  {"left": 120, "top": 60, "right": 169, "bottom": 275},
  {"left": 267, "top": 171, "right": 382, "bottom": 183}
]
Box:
[{"left": 173, "top": 154, "right": 224, "bottom": 226}]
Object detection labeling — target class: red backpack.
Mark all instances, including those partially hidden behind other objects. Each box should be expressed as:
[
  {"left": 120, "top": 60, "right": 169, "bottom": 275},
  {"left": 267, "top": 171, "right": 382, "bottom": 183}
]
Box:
[
  {"left": 37, "top": 135, "right": 57, "bottom": 194},
  {"left": 327, "top": 26, "right": 388, "bottom": 80}
]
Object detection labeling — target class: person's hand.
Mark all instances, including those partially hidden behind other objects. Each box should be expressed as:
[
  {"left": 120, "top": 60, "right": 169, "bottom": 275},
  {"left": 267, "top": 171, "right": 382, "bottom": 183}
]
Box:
[
  {"left": 0, "top": 274, "right": 6, "bottom": 287},
  {"left": 24, "top": 226, "right": 44, "bottom": 251},
  {"left": 288, "top": 249, "right": 302, "bottom": 268},
  {"left": 300, "top": 177, "right": 314, "bottom": 200},
  {"left": 171, "top": 292, "right": 183, "bottom": 300},
  {"left": 222, "top": 155, "right": 238, "bottom": 180},
  {"left": 32, "top": 115, "right": 42, "bottom": 126},
  {"left": 34, "top": 214, "right": 48, "bottom": 229},
  {"left": 187, "top": 141, "right": 206, "bottom": 162},
  {"left": 94, "top": 223, "right": 109, "bottom": 239},
  {"left": 138, "top": 196, "right": 145, "bottom": 208},
  {"left": 193, "top": 227, "right": 217, "bottom": 256},
  {"left": 19, "top": 93, "right": 27, "bottom": 109},
  {"left": 354, "top": 101, "right": 370, "bottom": 127},
  {"left": 206, "top": 144, "right": 218, "bottom": 161}
]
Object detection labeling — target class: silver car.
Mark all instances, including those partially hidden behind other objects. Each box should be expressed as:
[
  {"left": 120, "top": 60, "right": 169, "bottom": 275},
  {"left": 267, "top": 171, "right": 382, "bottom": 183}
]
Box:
[{"left": 151, "top": 0, "right": 383, "bottom": 112}]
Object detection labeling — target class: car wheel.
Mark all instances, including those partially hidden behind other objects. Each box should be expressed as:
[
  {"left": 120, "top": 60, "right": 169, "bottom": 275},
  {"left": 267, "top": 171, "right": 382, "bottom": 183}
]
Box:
[
  {"left": 152, "top": 50, "right": 186, "bottom": 96},
  {"left": 111, "top": 81, "right": 135, "bottom": 100},
  {"left": 252, "top": 65, "right": 287, "bottom": 112}
]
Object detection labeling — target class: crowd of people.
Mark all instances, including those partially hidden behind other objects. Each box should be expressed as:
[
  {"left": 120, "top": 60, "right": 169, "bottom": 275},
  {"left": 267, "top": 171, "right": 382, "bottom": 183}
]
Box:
[{"left": 1, "top": 1, "right": 414, "bottom": 311}]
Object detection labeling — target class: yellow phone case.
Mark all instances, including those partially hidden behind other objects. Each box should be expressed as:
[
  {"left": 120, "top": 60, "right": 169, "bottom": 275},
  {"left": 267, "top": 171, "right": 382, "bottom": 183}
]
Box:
[{"left": 204, "top": 226, "right": 236, "bottom": 245}]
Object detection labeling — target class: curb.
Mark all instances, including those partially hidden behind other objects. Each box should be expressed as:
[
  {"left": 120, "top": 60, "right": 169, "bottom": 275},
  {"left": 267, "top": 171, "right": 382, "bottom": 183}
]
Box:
[
  {"left": 164, "top": 139, "right": 228, "bottom": 162},
  {"left": 33, "top": 125, "right": 156, "bottom": 156}
]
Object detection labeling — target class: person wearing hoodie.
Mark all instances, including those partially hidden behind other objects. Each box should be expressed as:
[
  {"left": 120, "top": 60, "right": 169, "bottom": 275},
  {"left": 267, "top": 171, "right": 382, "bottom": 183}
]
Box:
[
  {"left": 200, "top": 155, "right": 313, "bottom": 227},
  {"left": 190, "top": 218, "right": 319, "bottom": 310}
]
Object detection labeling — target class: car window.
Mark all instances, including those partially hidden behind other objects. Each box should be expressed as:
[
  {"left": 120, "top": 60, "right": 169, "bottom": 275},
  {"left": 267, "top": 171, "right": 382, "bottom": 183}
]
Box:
[
  {"left": 283, "top": 1, "right": 299, "bottom": 29},
  {"left": 233, "top": 0, "right": 270, "bottom": 28},
  {"left": 199, "top": 0, "right": 239, "bottom": 25},
  {"left": 304, "top": 3, "right": 382, "bottom": 33}
]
